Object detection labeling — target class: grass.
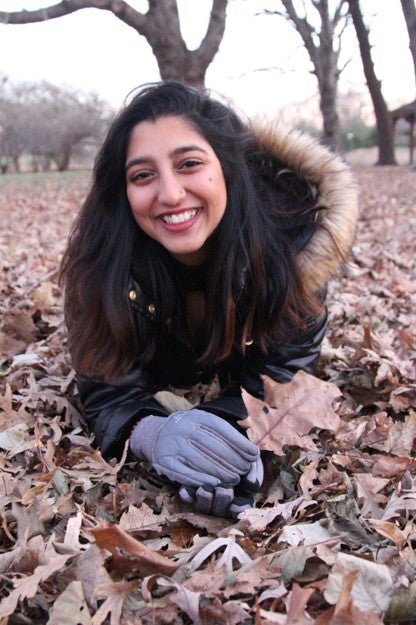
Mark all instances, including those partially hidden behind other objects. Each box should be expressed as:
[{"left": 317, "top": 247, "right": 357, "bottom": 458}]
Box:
[{"left": 0, "top": 168, "right": 91, "bottom": 192}]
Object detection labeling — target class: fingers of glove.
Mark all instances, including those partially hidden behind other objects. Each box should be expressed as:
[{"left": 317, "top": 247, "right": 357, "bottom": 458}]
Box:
[
  {"left": 194, "top": 485, "right": 214, "bottom": 515},
  {"left": 180, "top": 483, "right": 235, "bottom": 517},
  {"left": 240, "top": 457, "right": 264, "bottom": 492},
  {"left": 155, "top": 449, "right": 242, "bottom": 487},
  {"left": 152, "top": 458, "right": 221, "bottom": 488},
  {"left": 179, "top": 485, "right": 196, "bottom": 504},
  {"left": 211, "top": 485, "right": 235, "bottom": 517},
  {"left": 167, "top": 409, "right": 259, "bottom": 463},
  {"left": 151, "top": 410, "right": 255, "bottom": 476},
  {"left": 193, "top": 484, "right": 235, "bottom": 517},
  {"left": 229, "top": 495, "right": 255, "bottom": 519},
  {"left": 190, "top": 410, "right": 259, "bottom": 462},
  {"left": 180, "top": 484, "right": 254, "bottom": 519}
]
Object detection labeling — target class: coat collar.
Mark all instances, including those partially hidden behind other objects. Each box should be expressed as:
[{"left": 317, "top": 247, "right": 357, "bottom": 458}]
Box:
[{"left": 251, "top": 121, "right": 359, "bottom": 297}]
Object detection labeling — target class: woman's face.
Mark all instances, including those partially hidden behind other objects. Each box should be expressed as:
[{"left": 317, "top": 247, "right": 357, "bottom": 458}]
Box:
[{"left": 125, "top": 115, "right": 227, "bottom": 266}]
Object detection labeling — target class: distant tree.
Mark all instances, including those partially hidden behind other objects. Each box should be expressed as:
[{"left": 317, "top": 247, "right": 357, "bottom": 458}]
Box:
[
  {"left": 400, "top": 0, "right": 416, "bottom": 88},
  {"left": 0, "top": 79, "right": 109, "bottom": 172},
  {"left": 347, "top": 0, "right": 396, "bottom": 165},
  {"left": 0, "top": 75, "right": 11, "bottom": 172},
  {"left": 263, "top": 0, "right": 349, "bottom": 152},
  {"left": 0, "top": 82, "right": 27, "bottom": 172},
  {"left": 0, "top": 0, "right": 228, "bottom": 88},
  {"left": 28, "top": 82, "right": 109, "bottom": 171}
]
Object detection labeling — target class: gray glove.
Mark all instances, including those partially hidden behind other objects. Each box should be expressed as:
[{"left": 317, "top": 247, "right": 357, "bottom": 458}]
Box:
[
  {"left": 180, "top": 483, "right": 235, "bottom": 517},
  {"left": 179, "top": 456, "right": 264, "bottom": 518},
  {"left": 129, "top": 409, "right": 259, "bottom": 489}
]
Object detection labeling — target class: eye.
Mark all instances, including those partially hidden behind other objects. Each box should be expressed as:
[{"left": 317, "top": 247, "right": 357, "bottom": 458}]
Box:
[
  {"left": 179, "top": 158, "right": 203, "bottom": 170},
  {"left": 129, "top": 170, "right": 154, "bottom": 183}
]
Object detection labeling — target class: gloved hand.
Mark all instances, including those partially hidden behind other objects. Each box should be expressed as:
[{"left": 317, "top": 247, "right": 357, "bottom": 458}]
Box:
[
  {"left": 129, "top": 409, "right": 259, "bottom": 490},
  {"left": 179, "top": 456, "right": 264, "bottom": 518}
]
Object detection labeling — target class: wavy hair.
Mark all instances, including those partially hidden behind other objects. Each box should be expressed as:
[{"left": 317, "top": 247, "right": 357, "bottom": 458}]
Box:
[{"left": 61, "top": 81, "right": 322, "bottom": 381}]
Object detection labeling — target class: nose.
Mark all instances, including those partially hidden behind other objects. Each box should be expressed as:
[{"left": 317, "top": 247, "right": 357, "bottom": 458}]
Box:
[{"left": 158, "top": 171, "right": 185, "bottom": 206}]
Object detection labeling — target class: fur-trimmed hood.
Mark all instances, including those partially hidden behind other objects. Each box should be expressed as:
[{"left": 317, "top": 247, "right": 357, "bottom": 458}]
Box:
[{"left": 251, "top": 121, "right": 359, "bottom": 295}]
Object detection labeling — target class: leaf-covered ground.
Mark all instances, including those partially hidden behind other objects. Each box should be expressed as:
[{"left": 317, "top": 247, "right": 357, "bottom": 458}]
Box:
[{"left": 0, "top": 164, "right": 415, "bottom": 625}]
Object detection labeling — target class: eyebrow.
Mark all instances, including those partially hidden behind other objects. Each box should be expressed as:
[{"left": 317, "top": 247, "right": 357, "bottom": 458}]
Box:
[{"left": 125, "top": 144, "right": 208, "bottom": 172}]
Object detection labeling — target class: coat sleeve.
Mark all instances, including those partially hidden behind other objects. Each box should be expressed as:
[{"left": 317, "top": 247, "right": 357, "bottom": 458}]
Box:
[
  {"left": 198, "top": 310, "right": 328, "bottom": 425},
  {"left": 76, "top": 365, "right": 168, "bottom": 460}
]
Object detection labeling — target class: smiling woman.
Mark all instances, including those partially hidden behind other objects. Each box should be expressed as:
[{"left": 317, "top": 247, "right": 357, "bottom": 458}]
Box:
[
  {"left": 60, "top": 80, "right": 358, "bottom": 520},
  {"left": 125, "top": 117, "right": 227, "bottom": 266}
]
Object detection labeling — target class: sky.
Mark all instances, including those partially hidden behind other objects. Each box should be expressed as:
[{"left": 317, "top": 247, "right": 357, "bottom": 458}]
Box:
[{"left": 0, "top": 0, "right": 414, "bottom": 123}]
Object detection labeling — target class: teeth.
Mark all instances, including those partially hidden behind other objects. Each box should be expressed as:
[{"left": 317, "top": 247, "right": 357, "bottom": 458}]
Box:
[{"left": 162, "top": 209, "right": 197, "bottom": 225}]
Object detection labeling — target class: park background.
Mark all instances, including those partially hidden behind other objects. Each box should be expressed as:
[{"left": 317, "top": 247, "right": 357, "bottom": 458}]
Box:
[
  {"left": 0, "top": 0, "right": 416, "bottom": 169},
  {"left": 0, "top": 2, "right": 416, "bottom": 625}
]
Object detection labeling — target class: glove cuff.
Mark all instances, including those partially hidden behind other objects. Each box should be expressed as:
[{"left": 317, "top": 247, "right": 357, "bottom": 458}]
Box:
[{"left": 129, "top": 415, "right": 166, "bottom": 461}]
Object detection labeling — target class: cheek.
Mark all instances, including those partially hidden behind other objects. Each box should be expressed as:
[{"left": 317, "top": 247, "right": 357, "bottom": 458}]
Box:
[
  {"left": 214, "top": 175, "right": 227, "bottom": 212},
  {"left": 127, "top": 188, "right": 148, "bottom": 221}
]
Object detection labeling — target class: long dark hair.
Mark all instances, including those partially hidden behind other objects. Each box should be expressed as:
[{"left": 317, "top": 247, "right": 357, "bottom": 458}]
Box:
[{"left": 61, "top": 81, "right": 322, "bottom": 381}]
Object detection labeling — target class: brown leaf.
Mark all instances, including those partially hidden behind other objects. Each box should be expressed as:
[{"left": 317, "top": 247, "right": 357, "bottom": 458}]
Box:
[
  {"left": 119, "top": 502, "right": 171, "bottom": 534},
  {"left": 240, "top": 372, "right": 341, "bottom": 454},
  {"left": 238, "top": 496, "right": 316, "bottom": 532},
  {"left": 91, "top": 580, "right": 139, "bottom": 625},
  {"left": 368, "top": 519, "right": 412, "bottom": 549},
  {"left": 74, "top": 545, "right": 112, "bottom": 610},
  {"left": 91, "top": 524, "right": 178, "bottom": 576},
  {"left": 283, "top": 583, "right": 315, "bottom": 624},
  {"left": 189, "top": 535, "right": 252, "bottom": 575},
  {"left": 372, "top": 455, "right": 416, "bottom": 478},
  {"left": 324, "top": 553, "right": 394, "bottom": 613},
  {"left": 0, "top": 553, "right": 72, "bottom": 618},
  {"left": 47, "top": 580, "right": 92, "bottom": 625}
]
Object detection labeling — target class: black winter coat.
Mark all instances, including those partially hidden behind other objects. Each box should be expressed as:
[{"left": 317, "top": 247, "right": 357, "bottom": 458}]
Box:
[{"left": 76, "top": 123, "right": 359, "bottom": 460}]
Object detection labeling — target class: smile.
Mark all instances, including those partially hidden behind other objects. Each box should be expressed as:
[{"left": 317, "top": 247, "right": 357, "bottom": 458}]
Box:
[{"left": 161, "top": 209, "right": 198, "bottom": 225}]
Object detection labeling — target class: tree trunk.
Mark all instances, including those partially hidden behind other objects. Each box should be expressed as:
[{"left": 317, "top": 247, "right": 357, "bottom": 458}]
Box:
[
  {"left": 280, "top": 0, "right": 346, "bottom": 152},
  {"left": 400, "top": 0, "right": 416, "bottom": 88},
  {"left": 54, "top": 147, "right": 71, "bottom": 172},
  {"left": 318, "top": 77, "right": 341, "bottom": 152},
  {"left": 0, "top": 0, "right": 228, "bottom": 88},
  {"left": 12, "top": 155, "right": 20, "bottom": 172},
  {"left": 348, "top": 0, "right": 396, "bottom": 165}
]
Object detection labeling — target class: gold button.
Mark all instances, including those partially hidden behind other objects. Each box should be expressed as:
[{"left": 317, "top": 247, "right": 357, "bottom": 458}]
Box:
[
  {"left": 148, "top": 304, "right": 156, "bottom": 314},
  {"left": 245, "top": 339, "right": 254, "bottom": 346},
  {"left": 129, "top": 290, "right": 137, "bottom": 301}
]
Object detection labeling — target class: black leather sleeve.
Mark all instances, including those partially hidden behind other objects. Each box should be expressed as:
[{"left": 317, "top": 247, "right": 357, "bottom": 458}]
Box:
[{"left": 77, "top": 365, "right": 168, "bottom": 460}]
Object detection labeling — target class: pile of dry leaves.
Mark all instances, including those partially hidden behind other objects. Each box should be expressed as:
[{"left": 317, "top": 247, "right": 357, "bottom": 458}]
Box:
[{"left": 0, "top": 165, "right": 415, "bottom": 625}]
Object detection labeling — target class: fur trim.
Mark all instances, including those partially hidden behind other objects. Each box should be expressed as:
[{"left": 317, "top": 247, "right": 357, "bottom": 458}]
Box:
[{"left": 252, "top": 121, "right": 359, "bottom": 294}]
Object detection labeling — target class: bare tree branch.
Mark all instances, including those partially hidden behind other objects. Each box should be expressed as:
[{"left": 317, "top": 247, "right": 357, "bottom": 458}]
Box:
[
  {"left": 0, "top": 0, "right": 228, "bottom": 87},
  {"left": 277, "top": 0, "right": 349, "bottom": 151},
  {"left": 400, "top": 0, "right": 416, "bottom": 89}
]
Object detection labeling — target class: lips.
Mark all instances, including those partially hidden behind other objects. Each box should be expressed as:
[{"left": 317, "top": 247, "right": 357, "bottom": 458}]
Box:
[{"left": 161, "top": 208, "right": 198, "bottom": 225}]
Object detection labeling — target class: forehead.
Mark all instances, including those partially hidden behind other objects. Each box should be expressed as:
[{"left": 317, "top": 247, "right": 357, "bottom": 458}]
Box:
[{"left": 126, "top": 115, "right": 211, "bottom": 156}]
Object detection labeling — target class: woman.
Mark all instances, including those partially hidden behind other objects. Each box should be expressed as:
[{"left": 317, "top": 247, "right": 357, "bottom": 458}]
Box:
[{"left": 61, "top": 81, "right": 358, "bottom": 519}]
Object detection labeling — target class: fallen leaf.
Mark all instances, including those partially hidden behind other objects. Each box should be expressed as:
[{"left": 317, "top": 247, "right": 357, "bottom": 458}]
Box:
[
  {"left": 91, "top": 581, "right": 139, "bottom": 625},
  {"left": 189, "top": 536, "right": 252, "bottom": 575},
  {"left": 92, "top": 524, "right": 178, "bottom": 576},
  {"left": 278, "top": 521, "right": 335, "bottom": 547},
  {"left": 240, "top": 372, "right": 341, "bottom": 455},
  {"left": 324, "top": 553, "right": 394, "bottom": 613},
  {"left": 0, "top": 553, "right": 72, "bottom": 618},
  {"left": 46, "top": 580, "right": 92, "bottom": 625},
  {"left": 283, "top": 583, "right": 315, "bottom": 624}
]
